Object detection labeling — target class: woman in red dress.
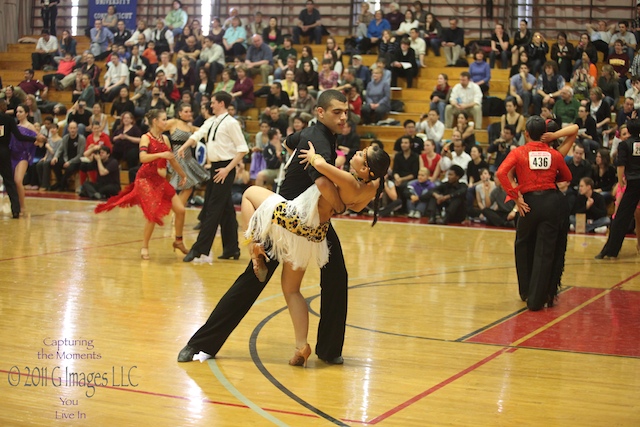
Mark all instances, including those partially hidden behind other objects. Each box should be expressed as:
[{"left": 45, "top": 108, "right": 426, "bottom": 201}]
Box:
[{"left": 95, "top": 109, "right": 188, "bottom": 260}]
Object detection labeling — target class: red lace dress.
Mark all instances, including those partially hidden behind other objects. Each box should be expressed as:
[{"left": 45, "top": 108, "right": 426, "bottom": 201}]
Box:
[{"left": 95, "top": 133, "right": 176, "bottom": 225}]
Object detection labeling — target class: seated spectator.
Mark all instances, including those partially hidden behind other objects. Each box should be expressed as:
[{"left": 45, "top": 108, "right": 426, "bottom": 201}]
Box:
[
  {"left": 419, "top": 139, "right": 442, "bottom": 181},
  {"left": 19, "top": 69, "right": 47, "bottom": 99},
  {"left": 55, "top": 30, "right": 78, "bottom": 65},
  {"left": 511, "top": 19, "right": 532, "bottom": 67},
  {"left": 295, "top": 60, "right": 319, "bottom": 95},
  {"left": 130, "top": 76, "right": 149, "bottom": 118},
  {"left": 501, "top": 97, "right": 525, "bottom": 138},
  {"left": 351, "top": 54, "right": 371, "bottom": 88},
  {"left": 89, "top": 19, "right": 114, "bottom": 60},
  {"left": 154, "top": 69, "right": 178, "bottom": 103},
  {"left": 66, "top": 101, "right": 92, "bottom": 135},
  {"left": 570, "top": 177, "right": 611, "bottom": 233},
  {"left": 51, "top": 121, "right": 86, "bottom": 191},
  {"left": 223, "top": 16, "right": 247, "bottom": 61},
  {"left": 176, "top": 33, "right": 202, "bottom": 65},
  {"left": 110, "top": 87, "right": 135, "bottom": 134},
  {"left": 481, "top": 178, "right": 517, "bottom": 227},
  {"left": 607, "top": 40, "right": 631, "bottom": 96},
  {"left": 375, "top": 29, "right": 398, "bottom": 64},
  {"left": 571, "top": 54, "right": 597, "bottom": 102},
  {"left": 318, "top": 58, "right": 340, "bottom": 93},
  {"left": 465, "top": 147, "right": 489, "bottom": 212},
  {"left": 102, "top": 5, "right": 118, "bottom": 33},
  {"left": 525, "top": 32, "right": 549, "bottom": 76},
  {"left": 274, "top": 48, "right": 297, "bottom": 81},
  {"left": 111, "top": 111, "right": 142, "bottom": 169},
  {"left": 100, "top": 55, "right": 129, "bottom": 102},
  {"left": 43, "top": 52, "right": 76, "bottom": 89},
  {"left": 113, "top": 21, "right": 132, "bottom": 49},
  {"left": 208, "top": 17, "right": 225, "bottom": 46},
  {"left": 509, "top": 62, "right": 536, "bottom": 116},
  {"left": 510, "top": 50, "right": 530, "bottom": 78},
  {"left": 564, "top": 141, "right": 593, "bottom": 211},
  {"left": 533, "top": 60, "right": 565, "bottom": 115},
  {"left": 245, "top": 34, "right": 274, "bottom": 86},
  {"left": 385, "top": 2, "right": 403, "bottom": 33},
  {"left": 280, "top": 70, "right": 299, "bottom": 105},
  {"left": 441, "top": 17, "right": 464, "bottom": 67},
  {"left": 575, "top": 105, "right": 599, "bottom": 158},
  {"left": 262, "top": 16, "right": 282, "bottom": 51},
  {"left": 354, "top": 1, "right": 373, "bottom": 41},
  {"left": 469, "top": 50, "right": 491, "bottom": 94},
  {"left": 25, "top": 95, "right": 42, "bottom": 128},
  {"left": 551, "top": 31, "right": 574, "bottom": 81},
  {"left": 586, "top": 87, "right": 611, "bottom": 146},
  {"left": 361, "top": 67, "right": 391, "bottom": 124},
  {"left": 345, "top": 86, "right": 362, "bottom": 124},
  {"left": 197, "top": 36, "right": 225, "bottom": 82},
  {"left": 125, "top": 19, "right": 154, "bottom": 50},
  {"left": 424, "top": 13, "right": 443, "bottom": 56},
  {"left": 396, "top": 9, "right": 418, "bottom": 37},
  {"left": 79, "top": 146, "right": 121, "bottom": 200},
  {"left": 213, "top": 69, "right": 235, "bottom": 94},
  {"left": 625, "top": 76, "right": 640, "bottom": 109},
  {"left": 592, "top": 148, "right": 616, "bottom": 201},
  {"left": 417, "top": 111, "right": 445, "bottom": 150},
  {"left": 405, "top": 167, "right": 435, "bottom": 218},
  {"left": 262, "top": 81, "right": 291, "bottom": 116},
  {"left": 392, "top": 136, "right": 420, "bottom": 209},
  {"left": 336, "top": 120, "right": 360, "bottom": 164},
  {"left": 439, "top": 135, "right": 471, "bottom": 182},
  {"left": 393, "top": 119, "right": 423, "bottom": 154},
  {"left": 361, "top": 10, "right": 390, "bottom": 54},
  {"left": 293, "top": 0, "right": 323, "bottom": 45},
  {"left": 609, "top": 20, "right": 636, "bottom": 58},
  {"left": 573, "top": 32, "right": 599, "bottom": 68},
  {"left": 37, "top": 122, "right": 63, "bottom": 191},
  {"left": 371, "top": 57, "right": 392, "bottom": 85},
  {"left": 264, "top": 105, "right": 288, "bottom": 135},
  {"left": 473, "top": 168, "right": 496, "bottom": 219},
  {"left": 445, "top": 71, "right": 483, "bottom": 128},
  {"left": 390, "top": 38, "right": 418, "bottom": 88},
  {"left": 150, "top": 19, "right": 175, "bottom": 56},
  {"left": 223, "top": 7, "right": 243, "bottom": 29},
  {"left": 586, "top": 20, "right": 615, "bottom": 60},
  {"left": 409, "top": 28, "right": 426, "bottom": 68},
  {"left": 89, "top": 103, "right": 109, "bottom": 136},
  {"left": 429, "top": 73, "right": 450, "bottom": 122},
  {"left": 2, "top": 85, "right": 23, "bottom": 116},
  {"left": 487, "top": 124, "right": 517, "bottom": 172},
  {"left": 296, "top": 45, "right": 319, "bottom": 72},
  {"left": 336, "top": 67, "right": 364, "bottom": 96},
  {"left": 255, "top": 128, "right": 284, "bottom": 189},
  {"left": 249, "top": 121, "right": 270, "bottom": 180},
  {"left": 145, "top": 85, "right": 171, "bottom": 111},
  {"left": 553, "top": 86, "right": 581, "bottom": 126},
  {"left": 177, "top": 56, "right": 197, "bottom": 93},
  {"left": 426, "top": 165, "right": 467, "bottom": 224},
  {"left": 81, "top": 120, "right": 113, "bottom": 185},
  {"left": 490, "top": 23, "right": 510, "bottom": 69},
  {"left": 323, "top": 37, "right": 343, "bottom": 69},
  {"left": 32, "top": 30, "right": 58, "bottom": 71},
  {"left": 165, "top": 0, "right": 188, "bottom": 37}
]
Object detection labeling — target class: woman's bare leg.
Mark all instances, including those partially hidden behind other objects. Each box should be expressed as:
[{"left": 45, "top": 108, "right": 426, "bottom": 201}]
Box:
[
  {"left": 178, "top": 187, "right": 193, "bottom": 210},
  {"left": 241, "top": 185, "right": 275, "bottom": 230},
  {"left": 14, "top": 160, "right": 28, "bottom": 213},
  {"left": 142, "top": 220, "right": 155, "bottom": 250},
  {"left": 281, "top": 262, "right": 309, "bottom": 350},
  {"left": 171, "top": 194, "right": 185, "bottom": 237}
]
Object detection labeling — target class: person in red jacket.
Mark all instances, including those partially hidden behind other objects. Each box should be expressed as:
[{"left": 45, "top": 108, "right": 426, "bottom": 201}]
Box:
[{"left": 496, "top": 116, "right": 575, "bottom": 311}]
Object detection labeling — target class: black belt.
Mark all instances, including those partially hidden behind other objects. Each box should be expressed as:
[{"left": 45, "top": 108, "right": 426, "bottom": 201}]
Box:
[
  {"left": 527, "top": 189, "right": 557, "bottom": 196},
  {"left": 210, "top": 160, "right": 232, "bottom": 165}
]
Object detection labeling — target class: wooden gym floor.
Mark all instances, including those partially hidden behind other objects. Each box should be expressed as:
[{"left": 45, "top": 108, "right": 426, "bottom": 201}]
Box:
[{"left": 0, "top": 196, "right": 639, "bottom": 426}]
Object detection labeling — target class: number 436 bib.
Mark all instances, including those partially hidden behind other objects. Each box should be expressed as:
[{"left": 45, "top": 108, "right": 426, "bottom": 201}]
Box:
[{"left": 528, "top": 151, "right": 551, "bottom": 170}]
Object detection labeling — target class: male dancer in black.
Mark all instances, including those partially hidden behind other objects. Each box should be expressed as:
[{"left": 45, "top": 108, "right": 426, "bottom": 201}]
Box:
[
  {"left": 0, "top": 100, "right": 44, "bottom": 218},
  {"left": 178, "top": 90, "right": 349, "bottom": 364},
  {"left": 596, "top": 118, "right": 640, "bottom": 259}
]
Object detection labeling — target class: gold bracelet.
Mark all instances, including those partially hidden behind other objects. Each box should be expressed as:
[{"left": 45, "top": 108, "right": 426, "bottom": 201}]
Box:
[{"left": 311, "top": 154, "right": 322, "bottom": 166}]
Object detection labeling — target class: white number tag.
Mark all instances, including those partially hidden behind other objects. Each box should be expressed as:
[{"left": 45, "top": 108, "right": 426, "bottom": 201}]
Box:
[
  {"left": 528, "top": 151, "right": 551, "bottom": 170},
  {"left": 633, "top": 142, "right": 640, "bottom": 156}
]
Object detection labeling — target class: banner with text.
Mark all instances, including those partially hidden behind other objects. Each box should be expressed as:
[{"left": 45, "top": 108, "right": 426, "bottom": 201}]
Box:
[{"left": 88, "top": 0, "right": 138, "bottom": 30}]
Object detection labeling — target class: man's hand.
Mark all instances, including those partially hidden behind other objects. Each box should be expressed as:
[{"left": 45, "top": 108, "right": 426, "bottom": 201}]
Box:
[{"left": 213, "top": 166, "right": 230, "bottom": 183}]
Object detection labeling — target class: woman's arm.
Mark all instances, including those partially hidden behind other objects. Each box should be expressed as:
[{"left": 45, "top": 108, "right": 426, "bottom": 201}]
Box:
[
  {"left": 541, "top": 124, "right": 578, "bottom": 157},
  {"left": 299, "top": 142, "right": 359, "bottom": 192}
]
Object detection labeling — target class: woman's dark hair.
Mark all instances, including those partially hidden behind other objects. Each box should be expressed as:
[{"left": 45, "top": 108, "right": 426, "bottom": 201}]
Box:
[
  {"left": 367, "top": 145, "right": 391, "bottom": 227},
  {"left": 526, "top": 115, "right": 547, "bottom": 140},
  {"left": 595, "top": 148, "right": 611, "bottom": 169},
  {"left": 545, "top": 118, "right": 560, "bottom": 133}
]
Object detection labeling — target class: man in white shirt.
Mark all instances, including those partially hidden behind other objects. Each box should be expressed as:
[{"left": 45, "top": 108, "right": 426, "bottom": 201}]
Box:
[
  {"left": 31, "top": 30, "right": 59, "bottom": 71},
  {"left": 438, "top": 138, "right": 472, "bottom": 183},
  {"left": 418, "top": 109, "right": 445, "bottom": 149},
  {"left": 150, "top": 19, "right": 175, "bottom": 55},
  {"left": 125, "top": 19, "right": 154, "bottom": 49},
  {"left": 444, "top": 71, "right": 483, "bottom": 128},
  {"left": 156, "top": 52, "right": 178, "bottom": 81},
  {"left": 101, "top": 55, "right": 129, "bottom": 102},
  {"left": 182, "top": 91, "right": 249, "bottom": 262},
  {"left": 586, "top": 20, "right": 615, "bottom": 60},
  {"left": 409, "top": 28, "right": 426, "bottom": 68}
]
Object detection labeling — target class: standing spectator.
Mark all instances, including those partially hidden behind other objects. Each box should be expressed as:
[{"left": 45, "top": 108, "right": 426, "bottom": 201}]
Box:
[
  {"left": 41, "top": 0, "right": 59, "bottom": 36},
  {"left": 444, "top": 71, "right": 483, "bottom": 128},
  {"left": 361, "top": 68, "right": 390, "bottom": 124},
  {"left": 509, "top": 63, "right": 536, "bottom": 117},
  {"left": 490, "top": 23, "right": 510, "bottom": 69},
  {"left": 32, "top": 30, "right": 58, "bottom": 71},
  {"left": 293, "top": 0, "right": 323, "bottom": 45},
  {"left": 89, "top": 19, "right": 114, "bottom": 60},
  {"left": 165, "top": 0, "right": 188, "bottom": 37},
  {"left": 440, "top": 18, "right": 464, "bottom": 67}
]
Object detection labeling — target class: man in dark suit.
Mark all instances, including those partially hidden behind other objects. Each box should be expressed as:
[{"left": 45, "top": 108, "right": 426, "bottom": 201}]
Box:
[{"left": 178, "top": 90, "right": 350, "bottom": 364}]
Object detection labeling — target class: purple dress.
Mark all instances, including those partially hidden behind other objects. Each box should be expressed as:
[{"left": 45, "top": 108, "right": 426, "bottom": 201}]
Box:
[{"left": 9, "top": 125, "right": 37, "bottom": 171}]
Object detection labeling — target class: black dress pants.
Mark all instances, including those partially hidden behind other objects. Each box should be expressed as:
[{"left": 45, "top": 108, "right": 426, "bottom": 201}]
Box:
[
  {"left": 599, "top": 178, "right": 640, "bottom": 257},
  {"left": 0, "top": 146, "right": 20, "bottom": 216},
  {"left": 515, "top": 189, "right": 567, "bottom": 311},
  {"left": 187, "top": 224, "right": 348, "bottom": 360},
  {"left": 190, "top": 160, "right": 239, "bottom": 257}
]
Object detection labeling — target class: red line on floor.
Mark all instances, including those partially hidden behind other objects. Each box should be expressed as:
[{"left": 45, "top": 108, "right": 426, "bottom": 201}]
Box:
[{"left": 366, "top": 347, "right": 513, "bottom": 425}]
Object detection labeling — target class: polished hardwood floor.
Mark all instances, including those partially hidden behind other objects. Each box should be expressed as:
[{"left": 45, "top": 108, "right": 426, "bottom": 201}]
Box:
[{"left": 1, "top": 196, "right": 639, "bottom": 426}]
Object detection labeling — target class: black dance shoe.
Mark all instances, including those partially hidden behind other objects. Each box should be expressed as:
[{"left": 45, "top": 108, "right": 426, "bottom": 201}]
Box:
[
  {"left": 183, "top": 250, "right": 200, "bottom": 263},
  {"left": 177, "top": 345, "right": 197, "bottom": 362},
  {"left": 319, "top": 356, "right": 344, "bottom": 365},
  {"left": 217, "top": 250, "right": 240, "bottom": 260}
]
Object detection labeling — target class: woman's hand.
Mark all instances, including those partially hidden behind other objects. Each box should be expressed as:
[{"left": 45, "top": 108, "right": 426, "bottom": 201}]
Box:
[
  {"left": 299, "top": 140, "right": 318, "bottom": 168},
  {"left": 160, "top": 151, "right": 175, "bottom": 160}
]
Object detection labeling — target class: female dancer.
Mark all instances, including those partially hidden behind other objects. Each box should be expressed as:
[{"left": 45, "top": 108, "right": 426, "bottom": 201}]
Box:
[
  {"left": 95, "top": 109, "right": 188, "bottom": 260},
  {"left": 241, "top": 141, "right": 390, "bottom": 367},
  {"left": 167, "top": 103, "right": 210, "bottom": 208},
  {"left": 10, "top": 104, "right": 41, "bottom": 214}
]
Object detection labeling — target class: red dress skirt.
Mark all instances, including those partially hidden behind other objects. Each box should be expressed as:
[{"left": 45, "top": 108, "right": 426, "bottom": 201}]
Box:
[{"left": 95, "top": 133, "right": 176, "bottom": 225}]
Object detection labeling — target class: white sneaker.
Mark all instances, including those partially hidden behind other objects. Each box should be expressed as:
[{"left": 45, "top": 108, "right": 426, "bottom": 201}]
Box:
[
  {"left": 569, "top": 224, "right": 575, "bottom": 231},
  {"left": 414, "top": 211, "right": 421, "bottom": 219},
  {"left": 594, "top": 226, "right": 608, "bottom": 234}
]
